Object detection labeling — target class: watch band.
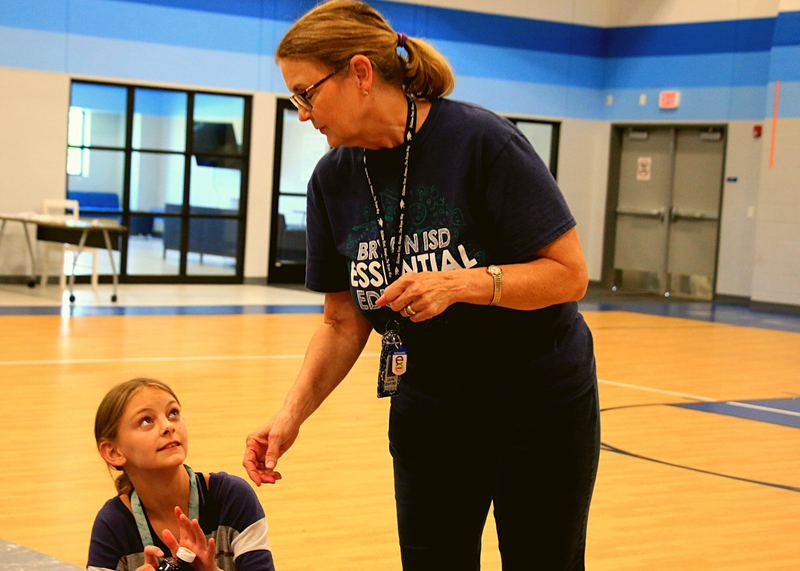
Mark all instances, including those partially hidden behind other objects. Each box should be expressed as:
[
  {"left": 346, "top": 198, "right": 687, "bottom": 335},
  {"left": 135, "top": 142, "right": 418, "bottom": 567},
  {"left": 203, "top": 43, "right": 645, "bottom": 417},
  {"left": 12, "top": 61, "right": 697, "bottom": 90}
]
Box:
[{"left": 487, "top": 265, "right": 502, "bottom": 306}]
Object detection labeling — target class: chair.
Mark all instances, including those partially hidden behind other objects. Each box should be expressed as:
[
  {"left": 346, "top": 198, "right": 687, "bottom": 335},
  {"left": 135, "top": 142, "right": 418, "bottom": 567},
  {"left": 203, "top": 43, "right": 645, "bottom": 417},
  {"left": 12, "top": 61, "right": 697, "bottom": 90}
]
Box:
[{"left": 39, "top": 199, "right": 99, "bottom": 290}]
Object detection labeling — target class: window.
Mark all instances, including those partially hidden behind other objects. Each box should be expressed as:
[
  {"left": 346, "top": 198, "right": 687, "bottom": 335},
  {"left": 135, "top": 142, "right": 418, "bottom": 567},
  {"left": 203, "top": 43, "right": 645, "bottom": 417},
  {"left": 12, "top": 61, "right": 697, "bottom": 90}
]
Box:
[
  {"left": 510, "top": 118, "right": 560, "bottom": 179},
  {"left": 66, "top": 80, "right": 251, "bottom": 283},
  {"left": 268, "top": 99, "right": 330, "bottom": 284},
  {"left": 66, "top": 108, "right": 91, "bottom": 176}
]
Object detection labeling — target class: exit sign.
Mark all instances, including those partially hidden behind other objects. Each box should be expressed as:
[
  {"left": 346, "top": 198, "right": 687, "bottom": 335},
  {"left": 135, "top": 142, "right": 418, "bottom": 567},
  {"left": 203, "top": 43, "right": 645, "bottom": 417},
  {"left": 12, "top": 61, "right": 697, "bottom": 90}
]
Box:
[{"left": 659, "top": 91, "right": 680, "bottom": 109}]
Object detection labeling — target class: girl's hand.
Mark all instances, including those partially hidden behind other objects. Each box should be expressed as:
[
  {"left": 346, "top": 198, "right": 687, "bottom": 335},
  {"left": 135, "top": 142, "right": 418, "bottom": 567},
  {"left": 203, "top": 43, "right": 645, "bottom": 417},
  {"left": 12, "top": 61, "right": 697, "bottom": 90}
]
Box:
[
  {"left": 162, "top": 506, "right": 221, "bottom": 571},
  {"left": 135, "top": 545, "right": 163, "bottom": 571}
]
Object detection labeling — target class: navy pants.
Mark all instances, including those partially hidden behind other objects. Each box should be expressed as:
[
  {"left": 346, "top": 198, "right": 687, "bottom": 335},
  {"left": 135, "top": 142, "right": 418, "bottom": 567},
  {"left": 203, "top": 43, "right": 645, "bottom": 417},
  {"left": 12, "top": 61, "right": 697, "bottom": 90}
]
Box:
[{"left": 389, "top": 383, "right": 600, "bottom": 570}]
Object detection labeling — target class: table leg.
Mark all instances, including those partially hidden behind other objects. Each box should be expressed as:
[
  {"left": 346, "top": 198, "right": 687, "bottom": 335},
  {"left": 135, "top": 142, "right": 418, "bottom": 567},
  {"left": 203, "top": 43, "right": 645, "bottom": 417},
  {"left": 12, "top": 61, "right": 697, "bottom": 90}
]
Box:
[
  {"left": 101, "top": 229, "right": 119, "bottom": 302},
  {"left": 21, "top": 222, "right": 40, "bottom": 287},
  {"left": 68, "top": 230, "right": 90, "bottom": 304}
]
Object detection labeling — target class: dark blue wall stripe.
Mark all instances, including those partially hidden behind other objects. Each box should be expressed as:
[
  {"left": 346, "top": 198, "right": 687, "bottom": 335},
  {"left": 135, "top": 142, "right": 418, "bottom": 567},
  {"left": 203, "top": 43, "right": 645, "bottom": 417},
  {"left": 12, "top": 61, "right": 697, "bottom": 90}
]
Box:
[
  {"left": 401, "top": 4, "right": 605, "bottom": 57},
  {"left": 606, "top": 18, "right": 775, "bottom": 57},
  {"left": 106, "top": 0, "right": 779, "bottom": 58},
  {"left": 1, "top": 1, "right": 786, "bottom": 59},
  {"left": 773, "top": 10, "right": 800, "bottom": 46}
]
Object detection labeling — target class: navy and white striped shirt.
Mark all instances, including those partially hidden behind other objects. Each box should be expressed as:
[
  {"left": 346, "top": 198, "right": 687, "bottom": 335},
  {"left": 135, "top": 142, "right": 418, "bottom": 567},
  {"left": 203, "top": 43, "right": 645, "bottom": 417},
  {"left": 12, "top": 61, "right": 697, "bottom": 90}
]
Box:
[{"left": 87, "top": 472, "right": 275, "bottom": 571}]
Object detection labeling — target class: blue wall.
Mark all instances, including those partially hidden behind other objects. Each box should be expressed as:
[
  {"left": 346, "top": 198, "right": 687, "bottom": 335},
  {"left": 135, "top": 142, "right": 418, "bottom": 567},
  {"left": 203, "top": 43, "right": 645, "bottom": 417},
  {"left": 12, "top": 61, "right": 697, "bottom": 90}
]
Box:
[{"left": 1, "top": 0, "right": 799, "bottom": 120}]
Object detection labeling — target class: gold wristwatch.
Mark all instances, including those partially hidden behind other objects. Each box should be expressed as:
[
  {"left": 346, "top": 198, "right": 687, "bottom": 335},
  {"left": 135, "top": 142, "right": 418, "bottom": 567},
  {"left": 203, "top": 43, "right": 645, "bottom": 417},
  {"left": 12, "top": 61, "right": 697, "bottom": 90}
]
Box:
[{"left": 486, "top": 265, "right": 502, "bottom": 306}]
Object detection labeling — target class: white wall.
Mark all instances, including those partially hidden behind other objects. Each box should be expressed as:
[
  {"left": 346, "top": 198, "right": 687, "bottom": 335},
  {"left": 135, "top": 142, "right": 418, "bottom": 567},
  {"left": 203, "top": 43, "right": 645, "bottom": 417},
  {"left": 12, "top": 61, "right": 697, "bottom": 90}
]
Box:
[
  {"left": 556, "top": 118, "right": 611, "bottom": 281},
  {"left": 243, "top": 92, "right": 276, "bottom": 280},
  {"left": 751, "top": 117, "right": 800, "bottom": 306},
  {"left": 610, "top": 0, "right": 780, "bottom": 26},
  {"left": 716, "top": 120, "right": 763, "bottom": 297},
  {"left": 0, "top": 69, "right": 767, "bottom": 290},
  {"left": 1, "top": 0, "right": 795, "bottom": 300},
  {"left": 747, "top": 0, "right": 800, "bottom": 306},
  {"left": 0, "top": 67, "right": 69, "bottom": 276}
]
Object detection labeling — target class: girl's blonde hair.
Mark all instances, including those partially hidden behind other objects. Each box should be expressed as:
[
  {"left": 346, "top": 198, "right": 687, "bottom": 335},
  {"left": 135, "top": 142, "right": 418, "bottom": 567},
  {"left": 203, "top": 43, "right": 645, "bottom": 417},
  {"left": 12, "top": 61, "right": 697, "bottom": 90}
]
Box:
[
  {"left": 276, "top": 0, "right": 454, "bottom": 100},
  {"left": 94, "top": 378, "right": 180, "bottom": 496}
]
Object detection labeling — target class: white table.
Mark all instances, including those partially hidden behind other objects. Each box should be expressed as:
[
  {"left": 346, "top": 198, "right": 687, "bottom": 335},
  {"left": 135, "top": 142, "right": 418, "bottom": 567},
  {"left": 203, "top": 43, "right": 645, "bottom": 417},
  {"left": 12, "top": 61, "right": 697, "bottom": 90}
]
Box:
[{"left": 0, "top": 213, "right": 127, "bottom": 303}]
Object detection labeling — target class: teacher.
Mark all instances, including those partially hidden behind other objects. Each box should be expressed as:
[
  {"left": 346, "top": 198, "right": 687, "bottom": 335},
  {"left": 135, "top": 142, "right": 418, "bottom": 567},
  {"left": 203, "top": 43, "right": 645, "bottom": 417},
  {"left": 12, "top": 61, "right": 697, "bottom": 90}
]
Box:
[{"left": 244, "top": 1, "right": 600, "bottom": 569}]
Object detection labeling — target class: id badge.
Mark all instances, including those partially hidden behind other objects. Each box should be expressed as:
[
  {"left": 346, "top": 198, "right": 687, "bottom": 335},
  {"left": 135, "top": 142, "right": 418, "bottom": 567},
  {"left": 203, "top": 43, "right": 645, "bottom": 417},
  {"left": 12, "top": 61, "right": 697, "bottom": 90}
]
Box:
[
  {"left": 391, "top": 347, "right": 407, "bottom": 375},
  {"left": 378, "top": 329, "right": 405, "bottom": 398}
]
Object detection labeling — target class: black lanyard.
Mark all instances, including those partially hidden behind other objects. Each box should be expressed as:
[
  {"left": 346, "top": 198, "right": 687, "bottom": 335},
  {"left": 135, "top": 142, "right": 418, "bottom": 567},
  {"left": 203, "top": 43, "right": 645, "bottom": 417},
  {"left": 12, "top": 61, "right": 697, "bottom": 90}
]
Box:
[{"left": 363, "top": 94, "right": 416, "bottom": 284}]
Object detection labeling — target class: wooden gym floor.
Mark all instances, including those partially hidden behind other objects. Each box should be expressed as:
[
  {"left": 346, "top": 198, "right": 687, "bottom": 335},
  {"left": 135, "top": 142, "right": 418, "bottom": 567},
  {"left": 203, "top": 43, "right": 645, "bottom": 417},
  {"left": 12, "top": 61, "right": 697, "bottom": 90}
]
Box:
[{"left": 0, "top": 284, "right": 797, "bottom": 570}]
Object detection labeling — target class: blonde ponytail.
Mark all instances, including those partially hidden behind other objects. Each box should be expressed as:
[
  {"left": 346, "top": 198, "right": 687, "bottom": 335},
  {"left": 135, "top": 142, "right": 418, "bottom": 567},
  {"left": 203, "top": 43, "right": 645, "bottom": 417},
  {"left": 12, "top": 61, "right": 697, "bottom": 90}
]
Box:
[{"left": 401, "top": 36, "right": 454, "bottom": 99}]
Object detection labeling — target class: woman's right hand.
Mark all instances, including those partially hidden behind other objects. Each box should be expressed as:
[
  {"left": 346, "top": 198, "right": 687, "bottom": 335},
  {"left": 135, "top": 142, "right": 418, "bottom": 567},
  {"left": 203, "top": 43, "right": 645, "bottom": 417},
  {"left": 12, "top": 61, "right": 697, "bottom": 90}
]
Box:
[{"left": 243, "top": 409, "right": 299, "bottom": 485}]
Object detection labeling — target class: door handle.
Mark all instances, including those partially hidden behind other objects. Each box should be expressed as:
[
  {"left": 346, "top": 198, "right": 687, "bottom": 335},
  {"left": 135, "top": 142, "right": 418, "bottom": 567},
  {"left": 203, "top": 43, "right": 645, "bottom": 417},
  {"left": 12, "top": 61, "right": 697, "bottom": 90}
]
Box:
[
  {"left": 670, "top": 208, "right": 720, "bottom": 222},
  {"left": 616, "top": 207, "right": 668, "bottom": 221}
]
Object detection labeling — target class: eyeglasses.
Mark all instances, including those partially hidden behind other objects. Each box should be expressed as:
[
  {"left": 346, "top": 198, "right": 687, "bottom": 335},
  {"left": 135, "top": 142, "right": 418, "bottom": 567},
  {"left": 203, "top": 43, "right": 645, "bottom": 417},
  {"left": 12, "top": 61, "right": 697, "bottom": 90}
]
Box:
[{"left": 290, "top": 71, "right": 335, "bottom": 111}]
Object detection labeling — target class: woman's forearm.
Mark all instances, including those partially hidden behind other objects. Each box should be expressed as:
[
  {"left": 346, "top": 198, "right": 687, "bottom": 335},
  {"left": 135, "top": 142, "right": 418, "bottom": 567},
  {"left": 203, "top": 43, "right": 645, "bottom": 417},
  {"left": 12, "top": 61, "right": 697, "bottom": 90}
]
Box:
[
  {"left": 378, "top": 228, "right": 588, "bottom": 322},
  {"left": 453, "top": 256, "right": 588, "bottom": 311},
  {"left": 432, "top": 226, "right": 589, "bottom": 312},
  {"left": 280, "top": 292, "right": 373, "bottom": 425}
]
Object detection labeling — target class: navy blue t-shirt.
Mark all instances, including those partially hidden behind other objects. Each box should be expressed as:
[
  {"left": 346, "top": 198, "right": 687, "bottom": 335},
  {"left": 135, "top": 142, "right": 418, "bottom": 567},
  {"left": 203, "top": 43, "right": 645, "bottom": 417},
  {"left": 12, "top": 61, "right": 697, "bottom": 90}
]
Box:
[{"left": 306, "top": 98, "right": 595, "bottom": 408}]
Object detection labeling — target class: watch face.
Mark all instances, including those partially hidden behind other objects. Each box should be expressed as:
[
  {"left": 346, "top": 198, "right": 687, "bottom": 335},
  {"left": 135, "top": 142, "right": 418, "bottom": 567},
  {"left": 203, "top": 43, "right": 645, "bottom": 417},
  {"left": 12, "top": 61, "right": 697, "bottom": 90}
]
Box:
[{"left": 488, "top": 265, "right": 501, "bottom": 276}]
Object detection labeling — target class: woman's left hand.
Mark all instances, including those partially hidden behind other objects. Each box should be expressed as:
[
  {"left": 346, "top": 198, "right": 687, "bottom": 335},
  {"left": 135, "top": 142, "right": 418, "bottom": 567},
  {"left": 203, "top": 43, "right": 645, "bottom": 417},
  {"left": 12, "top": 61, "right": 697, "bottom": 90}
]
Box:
[
  {"left": 376, "top": 270, "right": 464, "bottom": 322},
  {"left": 162, "top": 506, "right": 221, "bottom": 571},
  {"left": 378, "top": 228, "right": 591, "bottom": 317}
]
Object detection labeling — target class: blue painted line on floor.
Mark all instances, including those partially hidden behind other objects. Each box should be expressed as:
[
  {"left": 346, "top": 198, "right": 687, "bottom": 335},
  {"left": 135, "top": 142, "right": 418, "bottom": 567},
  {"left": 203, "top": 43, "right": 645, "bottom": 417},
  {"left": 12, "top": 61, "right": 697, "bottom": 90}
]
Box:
[
  {"left": 578, "top": 301, "right": 800, "bottom": 334},
  {"left": 1, "top": 299, "right": 799, "bottom": 335},
  {"left": 672, "top": 398, "right": 800, "bottom": 429},
  {"left": 0, "top": 304, "right": 324, "bottom": 316},
  {"left": 601, "top": 441, "right": 800, "bottom": 493},
  {"left": 0, "top": 306, "right": 64, "bottom": 316}
]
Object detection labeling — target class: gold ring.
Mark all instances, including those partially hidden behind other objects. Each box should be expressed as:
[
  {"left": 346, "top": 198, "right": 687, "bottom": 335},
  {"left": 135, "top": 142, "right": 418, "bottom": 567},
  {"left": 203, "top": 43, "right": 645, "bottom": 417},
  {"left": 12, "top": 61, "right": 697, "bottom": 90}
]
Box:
[{"left": 404, "top": 305, "right": 416, "bottom": 317}]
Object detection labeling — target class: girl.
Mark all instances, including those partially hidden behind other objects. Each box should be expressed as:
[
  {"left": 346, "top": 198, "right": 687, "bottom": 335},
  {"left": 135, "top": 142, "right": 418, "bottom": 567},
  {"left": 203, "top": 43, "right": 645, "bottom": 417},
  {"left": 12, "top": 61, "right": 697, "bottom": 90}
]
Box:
[{"left": 90, "top": 378, "right": 276, "bottom": 571}]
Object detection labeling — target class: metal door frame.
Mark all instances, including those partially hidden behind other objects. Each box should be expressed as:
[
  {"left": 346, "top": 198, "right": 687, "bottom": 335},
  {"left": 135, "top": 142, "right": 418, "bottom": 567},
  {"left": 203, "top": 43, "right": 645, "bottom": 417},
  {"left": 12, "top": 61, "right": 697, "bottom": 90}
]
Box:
[
  {"left": 67, "top": 79, "right": 252, "bottom": 284},
  {"left": 601, "top": 123, "right": 728, "bottom": 297}
]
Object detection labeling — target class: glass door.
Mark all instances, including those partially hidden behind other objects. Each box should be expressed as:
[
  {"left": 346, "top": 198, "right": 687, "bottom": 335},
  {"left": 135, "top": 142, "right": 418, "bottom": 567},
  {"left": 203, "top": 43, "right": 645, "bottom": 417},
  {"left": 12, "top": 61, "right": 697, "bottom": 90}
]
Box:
[
  {"left": 66, "top": 82, "right": 128, "bottom": 278},
  {"left": 128, "top": 87, "right": 187, "bottom": 277},
  {"left": 268, "top": 99, "right": 331, "bottom": 284},
  {"left": 511, "top": 118, "right": 560, "bottom": 178},
  {"left": 67, "top": 81, "right": 251, "bottom": 282}
]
